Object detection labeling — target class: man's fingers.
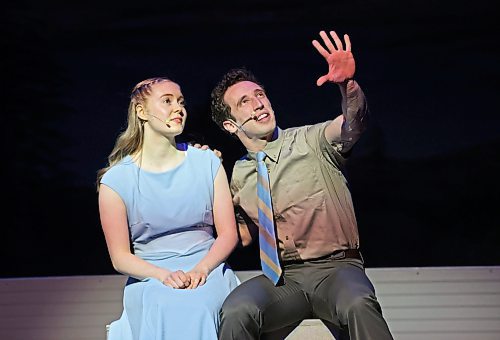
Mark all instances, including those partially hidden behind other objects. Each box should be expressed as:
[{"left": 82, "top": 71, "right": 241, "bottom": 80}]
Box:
[
  {"left": 312, "top": 40, "right": 330, "bottom": 59},
  {"left": 191, "top": 143, "right": 214, "bottom": 152},
  {"left": 343, "top": 34, "right": 351, "bottom": 52},
  {"left": 213, "top": 149, "right": 223, "bottom": 160},
  {"left": 329, "top": 31, "right": 343, "bottom": 51},
  {"left": 316, "top": 75, "right": 328, "bottom": 87},
  {"left": 320, "top": 30, "right": 337, "bottom": 52}
]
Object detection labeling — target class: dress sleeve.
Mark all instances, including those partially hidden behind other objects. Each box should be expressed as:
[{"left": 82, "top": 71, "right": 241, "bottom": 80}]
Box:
[
  {"left": 100, "top": 165, "right": 130, "bottom": 204},
  {"left": 208, "top": 150, "right": 222, "bottom": 182}
]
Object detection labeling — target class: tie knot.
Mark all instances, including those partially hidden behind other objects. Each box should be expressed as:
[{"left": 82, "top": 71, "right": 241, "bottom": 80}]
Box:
[{"left": 257, "top": 151, "right": 266, "bottom": 162}]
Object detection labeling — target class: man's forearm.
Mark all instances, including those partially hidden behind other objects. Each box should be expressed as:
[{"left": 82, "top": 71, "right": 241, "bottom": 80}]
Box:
[{"left": 338, "top": 79, "right": 369, "bottom": 152}]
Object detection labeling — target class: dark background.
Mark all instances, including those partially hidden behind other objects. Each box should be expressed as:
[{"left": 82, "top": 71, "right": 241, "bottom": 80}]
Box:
[{"left": 4, "top": 0, "right": 499, "bottom": 278}]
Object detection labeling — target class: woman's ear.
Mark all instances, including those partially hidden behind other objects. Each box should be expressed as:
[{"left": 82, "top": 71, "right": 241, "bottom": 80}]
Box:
[{"left": 136, "top": 104, "right": 148, "bottom": 121}]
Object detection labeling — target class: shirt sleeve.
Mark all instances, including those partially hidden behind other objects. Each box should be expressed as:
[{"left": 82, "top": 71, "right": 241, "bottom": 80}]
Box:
[
  {"left": 230, "top": 169, "right": 259, "bottom": 245},
  {"left": 303, "top": 121, "right": 348, "bottom": 170},
  {"left": 229, "top": 165, "right": 243, "bottom": 223},
  {"left": 338, "top": 79, "right": 369, "bottom": 154},
  {"left": 230, "top": 161, "right": 257, "bottom": 222}
]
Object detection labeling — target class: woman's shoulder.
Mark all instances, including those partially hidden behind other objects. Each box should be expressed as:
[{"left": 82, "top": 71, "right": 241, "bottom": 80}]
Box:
[
  {"left": 187, "top": 145, "right": 219, "bottom": 162},
  {"left": 101, "top": 156, "right": 136, "bottom": 182},
  {"left": 186, "top": 146, "right": 221, "bottom": 178}
]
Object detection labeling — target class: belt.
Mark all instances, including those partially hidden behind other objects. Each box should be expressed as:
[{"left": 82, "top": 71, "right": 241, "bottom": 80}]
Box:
[
  {"left": 283, "top": 249, "right": 362, "bottom": 265},
  {"left": 331, "top": 249, "right": 362, "bottom": 260}
]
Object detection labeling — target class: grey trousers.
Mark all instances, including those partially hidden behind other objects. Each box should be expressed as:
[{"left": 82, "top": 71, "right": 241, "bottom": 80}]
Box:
[{"left": 218, "top": 255, "right": 393, "bottom": 340}]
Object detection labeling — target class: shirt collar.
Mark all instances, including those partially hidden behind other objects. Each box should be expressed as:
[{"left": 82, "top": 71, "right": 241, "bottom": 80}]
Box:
[{"left": 245, "top": 127, "right": 284, "bottom": 163}]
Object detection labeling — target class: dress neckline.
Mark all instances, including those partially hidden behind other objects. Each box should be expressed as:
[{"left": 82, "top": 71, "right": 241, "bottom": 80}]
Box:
[{"left": 127, "top": 147, "right": 189, "bottom": 175}]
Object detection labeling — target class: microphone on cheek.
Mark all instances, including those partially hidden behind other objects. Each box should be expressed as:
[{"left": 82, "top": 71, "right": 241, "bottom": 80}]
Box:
[
  {"left": 241, "top": 114, "right": 258, "bottom": 127},
  {"left": 147, "top": 114, "right": 171, "bottom": 128},
  {"left": 230, "top": 111, "right": 259, "bottom": 132}
]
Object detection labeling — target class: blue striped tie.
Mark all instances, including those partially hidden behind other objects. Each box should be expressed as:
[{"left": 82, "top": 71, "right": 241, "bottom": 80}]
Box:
[{"left": 256, "top": 151, "right": 282, "bottom": 285}]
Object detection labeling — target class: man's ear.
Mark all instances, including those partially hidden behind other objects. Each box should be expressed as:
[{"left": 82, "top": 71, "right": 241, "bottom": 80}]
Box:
[
  {"left": 222, "top": 120, "right": 238, "bottom": 134},
  {"left": 136, "top": 104, "right": 148, "bottom": 121}
]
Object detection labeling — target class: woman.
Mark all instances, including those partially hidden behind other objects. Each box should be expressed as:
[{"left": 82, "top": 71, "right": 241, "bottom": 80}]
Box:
[{"left": 97, "top": 77, "right": 239, "bottom": 339}]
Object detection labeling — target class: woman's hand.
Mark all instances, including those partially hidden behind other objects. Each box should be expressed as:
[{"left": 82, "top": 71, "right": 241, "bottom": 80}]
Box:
[
  {"left": 186, "top": 265, "right": 209, "bottom": 289},
  {"left": 160, "top": 269, "right": 191, "bottom": 289}
]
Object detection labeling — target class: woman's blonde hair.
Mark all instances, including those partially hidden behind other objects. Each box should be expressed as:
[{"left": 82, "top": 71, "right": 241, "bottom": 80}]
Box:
[{"left": 96, "top": 77, "right": 172, "bottom": 191}]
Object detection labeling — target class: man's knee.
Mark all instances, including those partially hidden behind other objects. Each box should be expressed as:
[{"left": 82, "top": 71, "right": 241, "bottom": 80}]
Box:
[
  {"left": 336, "top": 292, "right": 393, "bottom": 339},
  {"left": 220, "top": 299, "right": 258, "bottom": 318},
  {"left": 220, "top": 295, "right": 260, "bottom": 324},
  {"left": 341, "top": 293, "right": 382, "bottom": 320},
  {"left": 219, "top": 295, "right": 261, "bottom": 339}
]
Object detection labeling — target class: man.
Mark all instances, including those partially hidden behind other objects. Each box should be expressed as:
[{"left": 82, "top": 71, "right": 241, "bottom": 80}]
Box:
[{"left": 210, "top": 30, "right": 393, "bottom": 340}]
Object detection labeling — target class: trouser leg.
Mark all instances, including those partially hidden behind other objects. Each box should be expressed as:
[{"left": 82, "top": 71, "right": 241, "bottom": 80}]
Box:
[
  {"left": 296, "top": 258, "right": 394, "bottom": 340},
  {"left": 218, "top": 274, "right": 311, "bottom": 340}
]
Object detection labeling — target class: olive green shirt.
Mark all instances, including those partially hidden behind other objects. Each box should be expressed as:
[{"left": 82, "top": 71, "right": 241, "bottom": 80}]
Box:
[{"left": 231, "top": 81, "right": 366, "bottom": 262}]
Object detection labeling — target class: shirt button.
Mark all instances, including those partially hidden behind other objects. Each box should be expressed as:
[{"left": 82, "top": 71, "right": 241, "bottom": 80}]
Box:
[
  {"left": 274, "top": 214, "right": 285, "bottom": 222},
  {"left": 285, "top": 235, "right": 289, "bottom": 240}
]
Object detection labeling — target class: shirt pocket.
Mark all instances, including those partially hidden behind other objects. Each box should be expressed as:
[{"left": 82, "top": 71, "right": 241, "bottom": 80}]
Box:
[{"left": 273, "top": 159, "right": 326, "bottom": 216}]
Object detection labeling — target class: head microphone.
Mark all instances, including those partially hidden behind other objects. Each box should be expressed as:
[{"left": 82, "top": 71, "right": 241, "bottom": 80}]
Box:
[
  {"left": 147, "top": 114, "right": 171, "bottom": 128},
  {"left": 230, "top": 111, "right": 258, "bottom": 131}
]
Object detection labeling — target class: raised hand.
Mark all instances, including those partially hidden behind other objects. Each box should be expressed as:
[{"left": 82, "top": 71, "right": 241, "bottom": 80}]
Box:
[{"left": 312, "top": 30, "right": 355, "bottom": 86}]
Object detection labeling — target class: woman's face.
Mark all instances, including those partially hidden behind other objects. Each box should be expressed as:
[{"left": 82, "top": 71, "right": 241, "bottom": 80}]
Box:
[{"left": 143, "top": 80, "right": 187, "bottom": 136}]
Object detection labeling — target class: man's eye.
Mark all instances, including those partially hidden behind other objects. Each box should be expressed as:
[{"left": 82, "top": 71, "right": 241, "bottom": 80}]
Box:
[
  {"left": 164, "top": 98, "right": 171, "bottom": 104},
  {"left": 256, "top": 92, "right": 265, "bottom": 97},
  {"left": 179, "top": 100, "right": 186, "bottom": 106}
]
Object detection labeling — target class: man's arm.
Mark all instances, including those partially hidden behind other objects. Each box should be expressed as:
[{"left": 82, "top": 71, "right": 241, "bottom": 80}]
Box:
[
  {"left": 325, "top": 80, "right": 368, "bottom": 153},
  {"left": 230, "top": 178, "right": 259, "bottom": 247},
  {"left": 234, "top": 206, "right": 259, "bottom": 247},
  {"left": 312, "top": 30, "right": 369, "bottom": 153}
]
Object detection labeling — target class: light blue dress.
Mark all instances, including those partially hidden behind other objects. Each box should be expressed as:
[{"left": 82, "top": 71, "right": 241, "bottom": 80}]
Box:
[{"left": 101, "top": 145, "right": 240, "bottom": 340}]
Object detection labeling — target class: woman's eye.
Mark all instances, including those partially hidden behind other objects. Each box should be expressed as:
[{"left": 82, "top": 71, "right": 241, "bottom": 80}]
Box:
[{"left": 164, "top": 98, "right": 171, "bottom": 104}]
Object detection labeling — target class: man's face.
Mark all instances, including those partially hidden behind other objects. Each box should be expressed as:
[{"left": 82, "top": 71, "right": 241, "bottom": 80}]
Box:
[{"left": 223, "top": 81, "right": 276, "bottom": 140}]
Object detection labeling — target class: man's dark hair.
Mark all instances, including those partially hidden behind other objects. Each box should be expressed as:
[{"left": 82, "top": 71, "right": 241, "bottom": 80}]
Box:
[{"left": 210, "top": 68, "right": 264, "bottom": 132}]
